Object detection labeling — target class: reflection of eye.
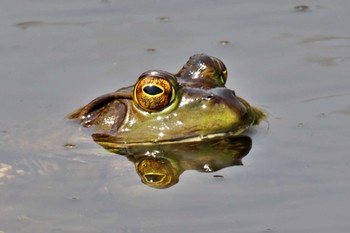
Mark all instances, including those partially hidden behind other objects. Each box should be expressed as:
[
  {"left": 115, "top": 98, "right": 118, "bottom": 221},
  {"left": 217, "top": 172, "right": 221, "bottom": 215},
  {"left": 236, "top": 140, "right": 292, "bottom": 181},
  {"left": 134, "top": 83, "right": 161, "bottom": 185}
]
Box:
[{"left": 134, "top": 71, "right": 177, "bottom": 112}]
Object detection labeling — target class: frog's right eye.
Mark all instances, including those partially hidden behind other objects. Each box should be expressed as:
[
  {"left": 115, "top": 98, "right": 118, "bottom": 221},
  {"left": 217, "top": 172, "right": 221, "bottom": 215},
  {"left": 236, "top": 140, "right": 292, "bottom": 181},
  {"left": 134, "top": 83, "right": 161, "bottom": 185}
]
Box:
[
  {"left": 210, "top": 56, "right": 227, "bottom": 85},
  {"left": 134, "top": 71, "right": 177, "bottom": 112}
]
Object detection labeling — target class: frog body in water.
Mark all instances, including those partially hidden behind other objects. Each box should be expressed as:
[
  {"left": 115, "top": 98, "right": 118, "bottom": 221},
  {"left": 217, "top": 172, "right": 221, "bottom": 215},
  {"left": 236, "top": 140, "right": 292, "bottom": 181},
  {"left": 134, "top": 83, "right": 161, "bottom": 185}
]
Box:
[{"left": 68, "top": 54, "right": 265, "bottom": 147}]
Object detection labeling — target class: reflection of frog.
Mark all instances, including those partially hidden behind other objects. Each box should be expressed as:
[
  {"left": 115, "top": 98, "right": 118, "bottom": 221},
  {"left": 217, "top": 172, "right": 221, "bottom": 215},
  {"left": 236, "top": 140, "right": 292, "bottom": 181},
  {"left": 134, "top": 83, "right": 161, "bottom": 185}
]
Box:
[
  {"left": 68, "top": 54, "right": 265, "bottom": 145},
  {"left": 102, "top": 135, "right": 252, "bottom": 189}
]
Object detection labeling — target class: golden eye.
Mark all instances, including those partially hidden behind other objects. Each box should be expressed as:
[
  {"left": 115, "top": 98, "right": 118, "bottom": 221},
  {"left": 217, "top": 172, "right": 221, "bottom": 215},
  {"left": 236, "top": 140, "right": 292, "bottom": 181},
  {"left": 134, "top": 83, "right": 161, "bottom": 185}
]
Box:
[{"left": 134, "top": 71, "right": 177, "bottom": 112}]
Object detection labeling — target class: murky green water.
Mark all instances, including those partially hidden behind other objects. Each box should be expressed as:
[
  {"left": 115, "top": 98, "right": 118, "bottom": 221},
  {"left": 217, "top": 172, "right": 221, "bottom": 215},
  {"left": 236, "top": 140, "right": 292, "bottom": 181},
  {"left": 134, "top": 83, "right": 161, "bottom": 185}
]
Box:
[{"left": 1, "top": 0, "right": 350, "bottom": 232}]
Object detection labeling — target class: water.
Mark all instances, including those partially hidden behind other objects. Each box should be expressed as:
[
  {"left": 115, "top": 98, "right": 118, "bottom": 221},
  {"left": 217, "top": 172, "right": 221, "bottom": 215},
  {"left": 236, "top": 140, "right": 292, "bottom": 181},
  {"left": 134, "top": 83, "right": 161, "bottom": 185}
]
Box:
[{"left": 1, "top": 0, "right": 350, "bottom": 232}]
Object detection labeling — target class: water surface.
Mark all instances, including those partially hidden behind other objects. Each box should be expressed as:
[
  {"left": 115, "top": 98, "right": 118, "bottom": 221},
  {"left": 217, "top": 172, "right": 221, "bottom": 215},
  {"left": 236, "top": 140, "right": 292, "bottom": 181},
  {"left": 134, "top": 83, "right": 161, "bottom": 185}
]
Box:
[{"left": 1, "top": 0, "right": 350, "bottom": 232}]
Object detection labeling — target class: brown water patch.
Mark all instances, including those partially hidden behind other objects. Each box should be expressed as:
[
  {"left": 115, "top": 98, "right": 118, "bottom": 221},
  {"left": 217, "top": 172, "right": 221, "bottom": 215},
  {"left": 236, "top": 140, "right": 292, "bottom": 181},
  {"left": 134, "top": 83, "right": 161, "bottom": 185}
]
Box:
[
  {"left": 298, "top": 35, "right": 350, "bottom": 48},
  {"left": 305, "top": 56, "right": 350, "bottom": 66},
  {"left": 301, "top": 93, "right": 350, "bottom": 103},
  {"left": 146, "top": 48, "right": 156, "bottom": 53},
  {"left": 15, "top": 21, "right": 90, "bottom": 30}
]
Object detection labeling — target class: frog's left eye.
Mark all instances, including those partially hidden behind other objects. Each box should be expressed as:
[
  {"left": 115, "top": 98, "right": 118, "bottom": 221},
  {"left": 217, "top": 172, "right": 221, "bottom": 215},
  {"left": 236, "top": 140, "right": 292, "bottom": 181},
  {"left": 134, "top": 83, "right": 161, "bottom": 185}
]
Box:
[{"left": 134, "top": 71, "right": 177, "bottom": 112}]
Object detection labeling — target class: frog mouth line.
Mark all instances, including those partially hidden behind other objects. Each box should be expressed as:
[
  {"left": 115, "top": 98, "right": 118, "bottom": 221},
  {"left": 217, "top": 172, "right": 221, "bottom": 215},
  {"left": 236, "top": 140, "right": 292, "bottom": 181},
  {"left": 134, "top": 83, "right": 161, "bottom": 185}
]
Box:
[{"left": 92, "top": 130, "right": 246, "bottom": 148}]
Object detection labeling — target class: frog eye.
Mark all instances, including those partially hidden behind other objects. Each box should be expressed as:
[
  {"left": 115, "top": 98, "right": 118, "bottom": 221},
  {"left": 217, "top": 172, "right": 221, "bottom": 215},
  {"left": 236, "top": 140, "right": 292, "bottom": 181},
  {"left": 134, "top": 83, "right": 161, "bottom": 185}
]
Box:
[
  {"left": 134, "top": 71, "right": 177, "bottom": 112},
  {"left": 211, "top": 56, "right": 227, "bottom": 85}
]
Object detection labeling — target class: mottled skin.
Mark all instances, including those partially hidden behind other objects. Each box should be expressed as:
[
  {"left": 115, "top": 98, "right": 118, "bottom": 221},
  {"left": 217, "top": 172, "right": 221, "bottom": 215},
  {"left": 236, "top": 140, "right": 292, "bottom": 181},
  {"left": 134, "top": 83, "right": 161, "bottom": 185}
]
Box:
[{"left": 67, "top": 54, "right": 265, "bottom": 147}]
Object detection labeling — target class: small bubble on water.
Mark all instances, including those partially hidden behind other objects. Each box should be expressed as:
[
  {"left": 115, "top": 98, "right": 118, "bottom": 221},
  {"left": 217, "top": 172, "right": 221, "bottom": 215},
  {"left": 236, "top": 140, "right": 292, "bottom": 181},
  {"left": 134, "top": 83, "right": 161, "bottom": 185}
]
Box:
[
  {"left": 294, "top": 5, "right": 310, "bottom": 12},
  {"left": 158, "top": 16, "right": 170, "bottom": 22},
  {"left": 146, "top": 48, "right": 156, "bottom": 53},
  {"left": 64, "top": 143, "right": 76, "bottom": 149},
  {"left": 219, "top": 40, "right": 230, "bottom": 46}
]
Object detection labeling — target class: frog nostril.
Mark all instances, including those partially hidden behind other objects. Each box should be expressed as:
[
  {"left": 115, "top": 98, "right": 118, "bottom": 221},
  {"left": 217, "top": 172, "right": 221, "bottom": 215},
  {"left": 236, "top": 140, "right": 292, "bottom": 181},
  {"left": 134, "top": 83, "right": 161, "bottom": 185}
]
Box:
[{"left": 202, "top": 94, "right": 214, "bottom": 101}]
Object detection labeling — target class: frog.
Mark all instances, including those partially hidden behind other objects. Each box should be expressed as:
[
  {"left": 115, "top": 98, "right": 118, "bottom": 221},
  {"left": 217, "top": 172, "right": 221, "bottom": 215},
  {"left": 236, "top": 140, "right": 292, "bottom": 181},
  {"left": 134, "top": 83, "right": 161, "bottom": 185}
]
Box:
[{"left": 67, "top": 54, "right": 265, "bottom": 147}]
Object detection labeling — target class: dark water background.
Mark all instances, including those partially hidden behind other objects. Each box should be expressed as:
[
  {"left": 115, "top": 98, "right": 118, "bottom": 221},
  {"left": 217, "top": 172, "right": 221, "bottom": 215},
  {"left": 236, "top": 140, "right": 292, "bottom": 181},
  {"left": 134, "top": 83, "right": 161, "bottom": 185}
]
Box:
[{"left": 1, "top": 0, "right": 350, "bottom": 232}]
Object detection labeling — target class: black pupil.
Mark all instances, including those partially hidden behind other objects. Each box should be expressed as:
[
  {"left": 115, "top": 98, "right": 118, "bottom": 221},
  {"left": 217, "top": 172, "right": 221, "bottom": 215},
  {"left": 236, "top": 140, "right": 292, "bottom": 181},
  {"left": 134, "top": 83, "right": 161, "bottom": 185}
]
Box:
[
  {"left": 144, "top": 174, "right": 165, "bottom": 183},
  {"left": 143, "top": 85, "right": 163, "bottom": 95}
]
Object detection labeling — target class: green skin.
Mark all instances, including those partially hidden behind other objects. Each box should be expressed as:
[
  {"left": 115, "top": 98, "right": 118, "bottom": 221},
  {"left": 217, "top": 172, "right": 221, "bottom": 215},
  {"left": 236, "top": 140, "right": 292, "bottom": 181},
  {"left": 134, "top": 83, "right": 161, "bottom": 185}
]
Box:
[{"left": 68, "top": 54, "right": 265, "bottom": 146}]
